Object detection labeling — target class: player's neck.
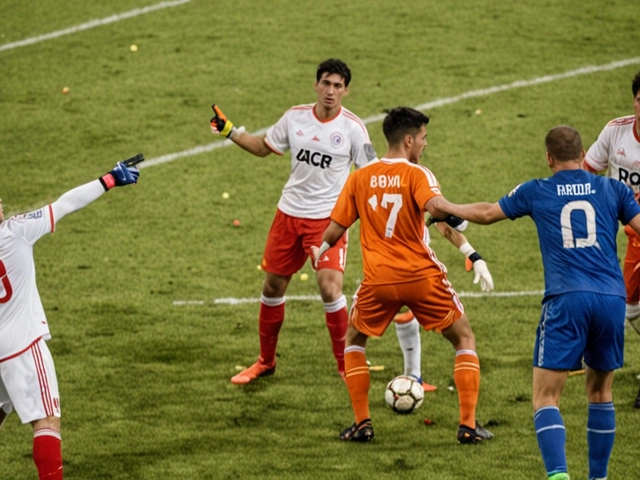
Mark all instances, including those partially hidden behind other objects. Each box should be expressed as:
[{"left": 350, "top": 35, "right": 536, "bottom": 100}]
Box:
[{"left": 314, "top": 103, "right": 341, "bottom": 121}]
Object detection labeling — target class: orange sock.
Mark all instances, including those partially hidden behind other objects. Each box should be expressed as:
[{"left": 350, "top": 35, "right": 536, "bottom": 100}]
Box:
[
  {"left": 453, "top": 351, "right": 480, "bottom": 428},
  {"left": 344, "top": 347, "right": 370, "bottom": 425}
]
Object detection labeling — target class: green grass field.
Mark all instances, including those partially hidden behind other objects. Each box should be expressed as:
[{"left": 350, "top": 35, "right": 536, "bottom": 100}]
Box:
[{"left": 2, "top": 0, "right": 640, "bottom": 478}]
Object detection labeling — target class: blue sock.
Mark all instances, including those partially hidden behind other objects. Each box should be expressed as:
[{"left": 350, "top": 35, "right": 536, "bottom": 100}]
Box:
[
  {"left": 587, "top": 402, "right": 615, "bottom": 480},
  {"left": 534, "top": 406, "right": 567, "bottom": 476}
]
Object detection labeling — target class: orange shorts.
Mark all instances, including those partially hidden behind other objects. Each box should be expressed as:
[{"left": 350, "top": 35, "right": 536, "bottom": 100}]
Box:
[
  {"left": 349, "top": 274, "right": 465, "bottom": 338},
  {"left": 623, "top": 225, "right": 640, "bottom": 302},
  {"left": 261, "top": 209, "right": 348, "bottom": 276}
]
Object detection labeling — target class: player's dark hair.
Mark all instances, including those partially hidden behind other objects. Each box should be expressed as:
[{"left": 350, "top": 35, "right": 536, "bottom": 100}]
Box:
[
  {"left": 545, "top": 126, "right": 583, "bottom": 161},
  {"left": 316, "top": 59, "right": 351, "bottom": 86},
  {"left": 382, "top": 107, "right": 430, "bottom": 146},
  {"left": 632, "top": 71, "right": 640, "bottom": 97}
]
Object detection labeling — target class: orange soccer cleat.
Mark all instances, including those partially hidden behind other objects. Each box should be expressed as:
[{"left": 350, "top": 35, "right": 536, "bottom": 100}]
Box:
[{"left": 231, "top": 360, "right": 276, "bottom": 385}]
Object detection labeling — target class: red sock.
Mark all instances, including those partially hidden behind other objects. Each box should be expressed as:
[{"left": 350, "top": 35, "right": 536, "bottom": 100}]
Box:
[
  {"left": 325, "top": 306, "right": 348, "bottom": 373},
  {"left": 344, "top": 348, "right": 370, "bottom": 424},
  {"left": 33, "top": 429, "right": 63, "bottom": 480},
  {"left": 454, "top": 351, "right": 480, "bottom": 428},
  {"left": 258, "top": 298, "right": 285, "bottom": 365}
]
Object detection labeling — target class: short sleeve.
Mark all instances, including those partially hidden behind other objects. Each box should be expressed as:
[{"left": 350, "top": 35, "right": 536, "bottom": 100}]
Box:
[
  {"left": 265, "top": 112, "right": 291, "bottom": 156},
  {"left": 584, "top": 126, "right": 611, "bottom": 173},
  {"left": 11, "top": 206, "right": 54, "bottom": 245},
  {"left": 498, "top": 182, "right": 533, "bottom": 220}
]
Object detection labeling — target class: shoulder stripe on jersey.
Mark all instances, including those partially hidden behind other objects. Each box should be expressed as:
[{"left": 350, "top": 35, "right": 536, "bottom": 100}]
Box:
[
  {"left": 342, "top": 109, "right": 369, "bottom": 137},
  {"left": 288, "top": 104, "right": 314, "bottom": 112},
  {"left": 606, "top": 115, "right": 635, "bottom": 127},
  {"left": 403, "top": 161, "right": 439, "bottom": 187},
  {"left": 47, "top": 204, "right": 55, "bottom": 233}
]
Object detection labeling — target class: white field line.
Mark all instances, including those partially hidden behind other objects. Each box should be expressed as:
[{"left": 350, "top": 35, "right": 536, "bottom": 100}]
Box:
[
  {"left": 141, "top": 56, "right": 640, "bottom": 170},
  {"left": 173, "top": 290, "right": 545, "bottom": 306},
  {"left": 0, "top": 0, "right": 191, "bottom": 52}
]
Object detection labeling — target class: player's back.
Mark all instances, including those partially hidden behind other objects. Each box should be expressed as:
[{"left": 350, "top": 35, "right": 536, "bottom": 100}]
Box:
[{"left": 348, "top": 158, "right": 443, "bottom": 285}]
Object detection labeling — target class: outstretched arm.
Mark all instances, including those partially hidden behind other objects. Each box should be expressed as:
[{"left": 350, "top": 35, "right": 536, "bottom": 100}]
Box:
[
  {"left": 51, "top": 159, "right": 140, "bottom": 223},
  {"left": 210, "top": 104, "right": 272, "bottom": 157},
  {"left": 427, "top": 196, "right": 507, "bottom": 225}
]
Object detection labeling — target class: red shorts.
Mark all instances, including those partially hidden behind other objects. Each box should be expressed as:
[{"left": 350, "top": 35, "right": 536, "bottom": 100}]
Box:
[
  {"left": 349, "top": 274, "right": 465, "bottom": 338},
  {"left": 623, "top": 225, "right": 640, "bottom": 302},
  {"left": 261, "top": 209, "right": 348, "bottom": 276}
]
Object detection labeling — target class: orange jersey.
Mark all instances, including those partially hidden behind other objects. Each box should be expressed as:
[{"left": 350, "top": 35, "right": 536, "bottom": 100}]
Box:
[{"left": 331, "top": 157, "right": 445, "bottom": 285}]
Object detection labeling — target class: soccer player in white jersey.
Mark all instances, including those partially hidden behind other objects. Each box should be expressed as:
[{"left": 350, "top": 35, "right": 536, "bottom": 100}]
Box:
[
  {"left": 210, "top": 59, "right": 376, "bottom": 384},
  {"left": 583, "top": 71, "right": 640, "bottom": 408},
  {"left": 0, "top": 160, "right": 140, "bottom": 480}
]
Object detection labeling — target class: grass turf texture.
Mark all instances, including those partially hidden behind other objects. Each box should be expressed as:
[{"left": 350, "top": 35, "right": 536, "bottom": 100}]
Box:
[{"left": 1, "top": 0, "right": 640, "bottom": 478}]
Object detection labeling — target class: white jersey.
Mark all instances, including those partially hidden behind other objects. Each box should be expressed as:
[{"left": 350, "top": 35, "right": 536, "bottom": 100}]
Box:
[
  {"left": 265, "top": 104, "right": 375, "bottom": 219},
  {"left": 0, "top": 206, "right": 55, "bottom": 361},
  {"left": 585, "top": 115, "right": 640, "bottom": 192}
]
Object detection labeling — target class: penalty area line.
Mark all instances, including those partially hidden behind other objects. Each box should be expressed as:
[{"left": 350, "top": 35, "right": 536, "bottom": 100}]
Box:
[
  {"left": 173, "top": 290, "right": 544, "bottom": 306},
  {"left": 0, "top": 0, "right": 192, "bottom": 53}
]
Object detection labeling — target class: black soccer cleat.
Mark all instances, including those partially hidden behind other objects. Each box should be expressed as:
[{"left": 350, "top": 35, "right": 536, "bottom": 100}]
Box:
[
  {"left": 340, "top": 418, "right": 374, "bottom": 442},
  {"left": 634, "top": 385, "right": 640, "bottom": 409},
  {"left": 457, "top": 422, "right": 494, "bottom": 444}
]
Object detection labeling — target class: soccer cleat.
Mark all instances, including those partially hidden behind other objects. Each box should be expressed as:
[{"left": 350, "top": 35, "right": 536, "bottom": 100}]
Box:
[
  {"left": 634, "top": 385, "right": 640, "bottom": 409},
  {"left": 457, "top": 422, "right": 494, "bottom": 444},
  {"left": 340, "top": 418, "right": 374, "bottom": 442},
  {"left": 230, "top": 360, "right": 276, "bottom": 385},
  {"left": 422, "top": 381, "right": 437, "bottom": 392},
  {"left": 547, "top": 473, "right": 570, "bottom": 480}
]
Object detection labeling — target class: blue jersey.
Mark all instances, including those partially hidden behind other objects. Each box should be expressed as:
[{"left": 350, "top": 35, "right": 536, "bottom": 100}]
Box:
[{"left": 499, "top": 169, "right": 640, "bottom": 300}]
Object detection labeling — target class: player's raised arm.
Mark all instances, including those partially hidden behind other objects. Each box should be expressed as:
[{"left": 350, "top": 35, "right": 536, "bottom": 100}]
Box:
[
  {"left": 51, "top": 156, "right": 141, "bottom": 223},
  {"left": 210, "top": 104, "right": 271, "bottom": 157}
]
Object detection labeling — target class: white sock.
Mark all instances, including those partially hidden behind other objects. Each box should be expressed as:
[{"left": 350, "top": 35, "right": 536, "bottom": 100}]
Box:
[{"left": 395, "top": 318, "right": 421, "bottom": 380}]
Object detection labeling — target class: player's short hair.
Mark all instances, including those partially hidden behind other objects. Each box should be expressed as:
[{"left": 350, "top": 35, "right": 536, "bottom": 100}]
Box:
[
  {"left": 632, "top": 71, "right": 640, "bottom": 97},
  {"left": 316, "top": 59, "right": 351, "bottom": 86},
  {"left": 382, "top": 107, "right": 430, "bottom": 146},
  {"left": 545, "top": 126, "right": 583, "bottom": 161}
]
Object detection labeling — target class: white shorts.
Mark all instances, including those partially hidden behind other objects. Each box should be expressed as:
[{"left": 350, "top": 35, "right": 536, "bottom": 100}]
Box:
[{"left": 0, "top": 338, "right": 61, "bottom": 424}]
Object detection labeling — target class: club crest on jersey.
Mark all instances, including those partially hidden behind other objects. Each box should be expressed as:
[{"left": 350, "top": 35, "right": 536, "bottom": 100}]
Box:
[
  {"left": 330, "top": 132, "right": 344, "bottom": 148},
  {"left": 296, "top": 149, "right": 332, "bottom": 169}
]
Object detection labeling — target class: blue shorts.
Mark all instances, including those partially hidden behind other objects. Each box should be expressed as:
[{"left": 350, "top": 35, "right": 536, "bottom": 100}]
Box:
[{"left": 533, "top": 291, "right": 625, "bottom": 371}]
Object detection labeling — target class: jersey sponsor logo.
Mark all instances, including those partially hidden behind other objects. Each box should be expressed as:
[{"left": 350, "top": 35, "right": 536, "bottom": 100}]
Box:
[
  {"left": 330, "top": 132, "right": 344, "bottom": 148},
  {"left": 618, "top": 167, "right": 640, "bottom": 187},
  {"left": 369, "top": 174, "right": 400, "bottom": 188},
  {"left": 296, "top": 149, "right": 332, "bottom": 169},
  {"left": 556, "top": 183, "right": 594, "bottom": 196}
]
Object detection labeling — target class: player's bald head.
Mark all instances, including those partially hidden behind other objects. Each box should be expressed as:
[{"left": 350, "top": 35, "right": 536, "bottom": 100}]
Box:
[
  {"left": 545, "top": 126, "right": 583, "bottom": 161},
  {"left": 383, "top": 107, "right": 430, "bottom": 146}
]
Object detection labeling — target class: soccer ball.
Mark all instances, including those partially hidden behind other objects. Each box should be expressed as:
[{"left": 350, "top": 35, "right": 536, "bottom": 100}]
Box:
[{"left": 384, "top": 375, "right": 424, "bottom": 414}]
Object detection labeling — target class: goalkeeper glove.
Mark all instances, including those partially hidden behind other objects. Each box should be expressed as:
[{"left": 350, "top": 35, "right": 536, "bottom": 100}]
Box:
[
  {"left": 459, "top": 242, "right": 494, "bottom": 292},
  {"left": 99, "top": 162, "right": 140, "bottom": 191},
  {"left": 210, "top": 104, "right": 237, "bottom": 138}
]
